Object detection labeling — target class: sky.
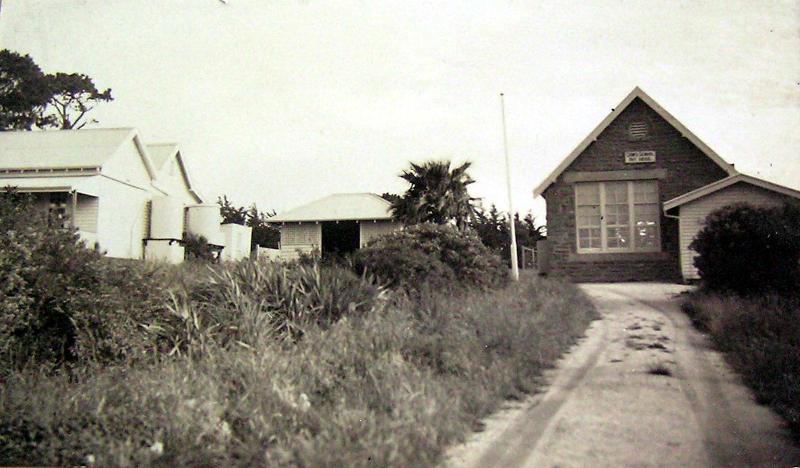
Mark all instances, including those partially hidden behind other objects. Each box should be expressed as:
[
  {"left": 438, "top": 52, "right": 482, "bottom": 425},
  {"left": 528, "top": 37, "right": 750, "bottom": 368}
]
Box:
[{"left": 1, "top": 0, "right": 798, "bottom": 222}]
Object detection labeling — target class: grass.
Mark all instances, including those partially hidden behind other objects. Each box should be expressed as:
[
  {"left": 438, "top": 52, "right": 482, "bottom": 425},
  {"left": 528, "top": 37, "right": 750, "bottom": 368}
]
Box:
[
  {"left": 0, "top": 271, "right": 596, "bottom": 467},
  {"left": 682, "top": 291, "right": 800, "bottom": 440}
]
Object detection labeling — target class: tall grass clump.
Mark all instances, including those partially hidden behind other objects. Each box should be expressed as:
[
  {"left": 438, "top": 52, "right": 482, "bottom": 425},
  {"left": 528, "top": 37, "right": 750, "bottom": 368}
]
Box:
[
  {"left": 162, "top": 260, "right": 387, "bottom": 353},
  {"left": 0, "top": 273, "right": 596, "bottom": 466},
  {"left": 682, "top": 292, "right": 800, "bottom": 439}
]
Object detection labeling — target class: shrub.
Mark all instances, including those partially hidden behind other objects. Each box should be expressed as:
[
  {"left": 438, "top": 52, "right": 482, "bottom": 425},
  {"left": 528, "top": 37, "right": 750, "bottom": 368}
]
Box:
[
  {"left": 0, "top": 191, "right": 190, "bottom": 370},
  {"left": 689, "top": 202, "right": 800, "bottom": 294},
  {"left": 353, "top": 223, "right": 507, "bottom": 291},
  {"left": 0, "top": 190, "right": 108, "bottom": 370},
  {"left": 183, "top": 233, "right": 218, "bottom": 262}
]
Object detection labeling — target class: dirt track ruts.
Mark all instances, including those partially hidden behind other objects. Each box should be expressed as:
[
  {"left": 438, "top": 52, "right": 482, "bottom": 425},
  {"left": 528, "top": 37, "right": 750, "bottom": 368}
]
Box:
[{"left": 445, "top": 283, "right": 800, "bottom": 468}]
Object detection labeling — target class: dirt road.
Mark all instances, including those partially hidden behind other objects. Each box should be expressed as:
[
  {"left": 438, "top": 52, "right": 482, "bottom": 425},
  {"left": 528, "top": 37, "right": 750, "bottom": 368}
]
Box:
[{"left": 445, "top": 283, "right": 800, "bottom": 467}]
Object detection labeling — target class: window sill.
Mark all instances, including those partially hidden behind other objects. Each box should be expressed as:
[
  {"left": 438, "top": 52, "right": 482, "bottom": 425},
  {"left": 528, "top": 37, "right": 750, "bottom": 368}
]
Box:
[{"left": 568, "top": 251, "right": 670, "bottom": 263}]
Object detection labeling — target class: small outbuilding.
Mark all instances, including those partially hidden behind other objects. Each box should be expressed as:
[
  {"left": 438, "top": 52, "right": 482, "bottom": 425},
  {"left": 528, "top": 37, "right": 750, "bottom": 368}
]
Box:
[
  {"left": 267, "top": 193, "right": 401, "bottom": 261},
  {"left": 664, "top": 173, "right": 800, "bottom": 281}
]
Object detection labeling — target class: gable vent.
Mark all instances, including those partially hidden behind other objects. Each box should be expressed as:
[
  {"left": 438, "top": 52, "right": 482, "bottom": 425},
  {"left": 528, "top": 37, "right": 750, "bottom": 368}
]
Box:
[{"left": 627, "top": 121, "right": 650, "bottom": 140}]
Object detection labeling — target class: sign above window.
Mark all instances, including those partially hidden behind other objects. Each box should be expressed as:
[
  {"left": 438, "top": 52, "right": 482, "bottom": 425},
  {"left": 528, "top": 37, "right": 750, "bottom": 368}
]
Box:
[{"left": 624, "top": 151, "right": 656, "bottom": 164}]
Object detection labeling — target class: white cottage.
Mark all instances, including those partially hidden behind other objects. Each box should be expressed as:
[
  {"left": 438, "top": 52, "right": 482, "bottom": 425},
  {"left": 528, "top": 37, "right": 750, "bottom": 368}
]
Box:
[
  {"left": 0, "top": 128, "right": 244, "bottom": 262},
  {"left": 664, "top": 173, "right": 800, "bottom": 281},
  {"left": 267, "top": 193, "right": 401, "bottom": 261}
]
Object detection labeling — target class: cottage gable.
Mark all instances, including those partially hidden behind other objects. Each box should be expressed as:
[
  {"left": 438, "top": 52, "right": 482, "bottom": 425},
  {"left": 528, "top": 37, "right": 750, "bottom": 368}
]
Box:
[
  {"left": 534, "top": 87, "right": 735, "bottom": 197},
  {"left": 562, "top": 97, "right": 731, "bottom": 201},
  {"left": 101, "top": 136, "right": 156, "bottom": 190},
  {"left": 147, "top": 144, "right": 203, "bottom": 204}
]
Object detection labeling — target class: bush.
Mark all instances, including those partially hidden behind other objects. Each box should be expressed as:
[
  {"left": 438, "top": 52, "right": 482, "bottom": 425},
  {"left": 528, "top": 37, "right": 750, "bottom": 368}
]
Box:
[
  {"left": 0, "top": 191, "right": 199, "bottom": 370},
  {"left": 689, "top": 202, "right": 800, "bottom": 294},
  {"left": 183, "top": 233, "right": 218, "bottom": 262},
  {"left": 0, "top": 190, "right": 109, "bottom": 370},
  {"left": 352, "top": 223, "right": 508, "bottom": 291}
]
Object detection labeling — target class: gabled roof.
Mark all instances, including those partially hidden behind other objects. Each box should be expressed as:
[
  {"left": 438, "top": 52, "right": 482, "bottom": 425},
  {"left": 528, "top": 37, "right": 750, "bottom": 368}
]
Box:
[
  {"left": 533, "top": 87, "right": 737, "bottom": 197},
  {"left": 663, "top": 173, "right": 800, "bottom": 211},
  {"left": 267, "top": 193, "right": 393, "bottom": 222},
  {"left": 0, "top": 128, "right": 158, "bottom": 180},
  {"left": 146, "top": 143, "right": 204, "bottom": 203},
  {"left": 146, "top": 143, "right": 179, "bottom": 171}
]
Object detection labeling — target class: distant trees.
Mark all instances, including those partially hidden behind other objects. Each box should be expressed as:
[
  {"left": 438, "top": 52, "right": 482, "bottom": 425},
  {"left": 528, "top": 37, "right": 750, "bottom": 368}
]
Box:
[
  {"left": 0, "top": 50, "right": 51, "bottom": 130},
  {"left": 389, "top": 160, "right": 477, "bottom": 229},
  {"left": 0, "top": 49, "right": 113, "bottom": 131},
  {"left": 42, "top": 72, "right": 113, "bottom": 129},
  {"left": 471, "top": 204, "right": 546, "bottom": 266},
  {"left": 218, "top": 195, "right": 280, "bottom": 250}
]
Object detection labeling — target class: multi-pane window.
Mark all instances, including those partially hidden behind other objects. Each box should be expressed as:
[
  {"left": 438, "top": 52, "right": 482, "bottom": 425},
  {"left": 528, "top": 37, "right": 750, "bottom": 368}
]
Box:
[{"left": 575, "top": 180, "right": 660, "bottom": 252}]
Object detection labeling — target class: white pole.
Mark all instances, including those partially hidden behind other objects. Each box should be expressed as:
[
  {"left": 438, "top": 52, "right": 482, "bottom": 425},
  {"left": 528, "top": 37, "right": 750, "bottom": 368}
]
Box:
[{"left": 500, "top": 93, "right": 519, "bottom": 281}]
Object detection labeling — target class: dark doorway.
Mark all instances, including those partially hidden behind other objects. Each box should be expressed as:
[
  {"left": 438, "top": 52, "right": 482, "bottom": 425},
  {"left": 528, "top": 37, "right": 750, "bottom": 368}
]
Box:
[{"left": 321, "top": 221, "right": 359, "bottom": 258}]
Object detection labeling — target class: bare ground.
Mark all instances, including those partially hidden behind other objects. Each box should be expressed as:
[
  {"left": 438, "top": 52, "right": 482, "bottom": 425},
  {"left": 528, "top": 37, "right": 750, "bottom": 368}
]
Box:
[{"left": 444, "top": 283, "right": 800, "bottom": 467}]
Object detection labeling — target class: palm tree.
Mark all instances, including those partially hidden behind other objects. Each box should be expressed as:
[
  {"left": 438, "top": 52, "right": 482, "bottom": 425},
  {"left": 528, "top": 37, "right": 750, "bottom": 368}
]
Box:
[{"left": 390, "top": 160, "right": 477, "bottom": 229}]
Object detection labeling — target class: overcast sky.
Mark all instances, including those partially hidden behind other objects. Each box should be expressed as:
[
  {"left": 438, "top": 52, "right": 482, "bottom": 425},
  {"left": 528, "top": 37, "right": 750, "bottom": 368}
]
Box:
[{"left": 1, "top": 0, "right": 798, "bottom": 221}]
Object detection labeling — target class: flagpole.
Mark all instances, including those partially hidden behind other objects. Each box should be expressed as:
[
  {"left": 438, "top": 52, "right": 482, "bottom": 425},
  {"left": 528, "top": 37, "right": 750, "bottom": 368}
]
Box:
[{"left": 500, "top": 93, "right": 519, "bottom": 281}]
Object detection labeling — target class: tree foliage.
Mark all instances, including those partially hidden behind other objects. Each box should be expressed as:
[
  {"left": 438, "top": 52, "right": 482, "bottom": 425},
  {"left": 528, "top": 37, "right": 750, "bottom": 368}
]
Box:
[
  {"left": 390, "top": 160, "right": 477, "bottom": 229},
  {"left": 471, "top": 204, "right": 546, "bottom": 266},
  {"left": 0, "top": 49, "right": 113, "bottom": 131},
  {"left": 43, "top": 72, "right": 113, "bottom": 129},
  {"left": 0, "top": 50, "right": 51, "bottom": 130},
  {"left": 217, "top": 195, "right": 280, "bottom": 250},
  {"left": 690, "top": 202, "right": 800, "bottom": 295}
]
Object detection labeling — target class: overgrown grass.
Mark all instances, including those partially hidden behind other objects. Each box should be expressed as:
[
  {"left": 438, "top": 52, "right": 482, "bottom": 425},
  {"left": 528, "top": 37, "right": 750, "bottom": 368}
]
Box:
[
  {"left": 0, "top": 273, "right": 596, "bottom": 466},
  {"left": 682, "top": 291, "right": 800, "bottom": 439}
]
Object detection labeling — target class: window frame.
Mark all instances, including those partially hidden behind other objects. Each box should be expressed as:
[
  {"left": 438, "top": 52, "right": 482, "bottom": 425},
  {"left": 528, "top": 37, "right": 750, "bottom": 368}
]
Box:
[{"left": 574, "top": 180, "right": 661, "bottom": 254}]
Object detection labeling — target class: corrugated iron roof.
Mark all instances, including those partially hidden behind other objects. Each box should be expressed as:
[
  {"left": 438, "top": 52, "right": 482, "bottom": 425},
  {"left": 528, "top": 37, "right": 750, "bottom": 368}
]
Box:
[
  {"left": 268, "top": 193, "right": 393, "bottom": 222},
  {"left": 0, "top": 128, "right": 136, "bottom": 170},
  {"left": 663, "top": 173, "right": 800, "bottom": 212}
]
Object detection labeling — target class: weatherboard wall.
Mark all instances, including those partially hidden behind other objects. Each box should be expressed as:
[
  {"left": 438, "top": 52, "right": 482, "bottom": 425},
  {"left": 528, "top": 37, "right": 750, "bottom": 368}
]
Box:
[
  {"left": 279, "top": 223, "right": 322, "bottom": 260},
  {"left": 360, "top": 221, "right": 399, "bottom": 247}
]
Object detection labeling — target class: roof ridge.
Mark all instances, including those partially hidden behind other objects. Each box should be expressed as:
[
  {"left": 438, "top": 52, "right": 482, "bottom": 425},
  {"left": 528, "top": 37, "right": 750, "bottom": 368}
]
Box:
[{"left": 532, "top": 87, "right": 736, "bottom": 197}]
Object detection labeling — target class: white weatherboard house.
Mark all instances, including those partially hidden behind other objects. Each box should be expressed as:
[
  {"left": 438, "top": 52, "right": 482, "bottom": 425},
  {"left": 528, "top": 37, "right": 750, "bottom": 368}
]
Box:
[
  {"left": 267, "top": 193, "right": 401, "bottom": 261},
  {"left": 664, "top": 173, "right": 800, "bottom": 280},
  {"left": 0, "top": 128, "right": 251, "bottom": 263}
]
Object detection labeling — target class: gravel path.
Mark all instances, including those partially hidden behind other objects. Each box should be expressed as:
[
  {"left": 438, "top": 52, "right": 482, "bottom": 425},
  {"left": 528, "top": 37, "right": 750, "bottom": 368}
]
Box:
[{"left": 445, "top": 283, "right": 800, "bottom": 467}]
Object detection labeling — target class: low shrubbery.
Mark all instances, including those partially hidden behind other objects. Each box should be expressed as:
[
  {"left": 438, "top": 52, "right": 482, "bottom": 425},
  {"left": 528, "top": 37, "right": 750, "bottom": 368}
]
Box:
[
  {"left": 682, "top": 292, "right": 800, "bottom": 439},
  {"left": 0, "top": 274, "right": 596, "bottom": 466},
  {"left": 0, "top": 194, "right": 597, "bottom": 466},
  {"left": 0, "top": 191, "right": 177, "bottom": 371},
  {"left": 353, "top": 223, "right": 508, "bottom": 291},
  {"left": 690, "top": 202, "right": 800, "bottom": 294}
]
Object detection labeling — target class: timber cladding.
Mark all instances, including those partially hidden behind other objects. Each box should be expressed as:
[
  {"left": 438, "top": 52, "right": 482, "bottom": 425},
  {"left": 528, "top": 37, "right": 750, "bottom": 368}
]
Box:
[{"left": 542, "top": 97, "right": 729, "bottom": 282}]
